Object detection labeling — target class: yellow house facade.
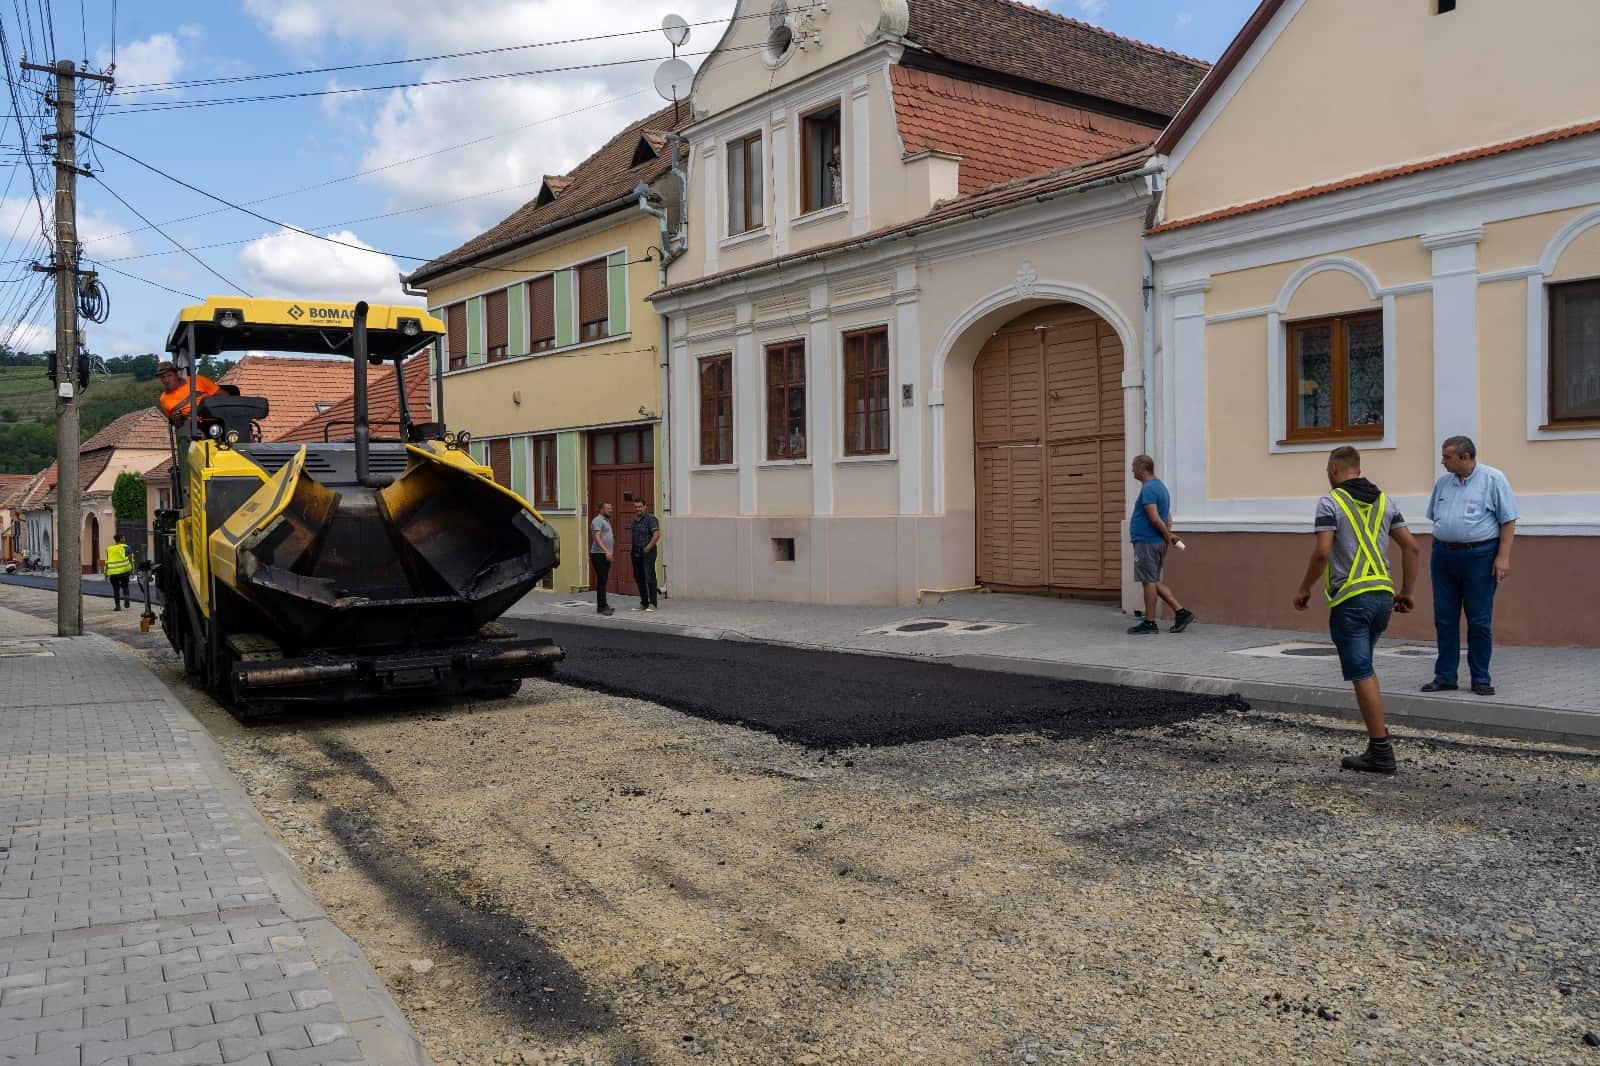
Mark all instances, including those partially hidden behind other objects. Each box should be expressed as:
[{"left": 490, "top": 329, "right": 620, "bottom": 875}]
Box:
[
  {"left": 407, "top": 107, "right": 688, "bottom": 600},
  {"left": 1146, "top": 0, "right": 1600, "bottom": 646}
]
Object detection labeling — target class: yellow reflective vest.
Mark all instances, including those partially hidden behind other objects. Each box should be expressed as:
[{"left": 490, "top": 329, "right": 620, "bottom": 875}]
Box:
[
  {"left": 105, "top": 542, "right": 133, "bottom": 576},
  {"left": 1324, "top": 487, "right": 1395, "bottom": 607}
]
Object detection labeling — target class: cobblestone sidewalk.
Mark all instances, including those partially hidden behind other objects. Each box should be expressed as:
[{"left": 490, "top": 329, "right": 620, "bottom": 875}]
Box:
[{"left": 0, "top": 606, "right": 426, "bottom": 1065}]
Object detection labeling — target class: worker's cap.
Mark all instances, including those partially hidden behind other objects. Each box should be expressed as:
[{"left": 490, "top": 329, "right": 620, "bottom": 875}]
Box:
[{"left": 155, "top": 361, "right": 179, "bottom": 374}]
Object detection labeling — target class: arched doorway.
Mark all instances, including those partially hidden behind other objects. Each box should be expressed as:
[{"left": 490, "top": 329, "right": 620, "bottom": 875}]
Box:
[
  {"left": 84, "top": 513, "right": 99, "bottom": 574},
  {"left": 973, "top": 304, "right": 1124, "bottom": 597}
]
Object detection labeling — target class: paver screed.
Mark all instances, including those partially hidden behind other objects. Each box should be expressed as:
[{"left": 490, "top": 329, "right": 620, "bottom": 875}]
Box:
[{"left": 0, "top": 607, "right": 425, "bottom": 1065}]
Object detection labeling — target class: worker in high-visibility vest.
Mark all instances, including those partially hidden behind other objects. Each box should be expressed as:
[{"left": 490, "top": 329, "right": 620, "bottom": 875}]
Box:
[
  {"left": 156, "top": 361, "right": 221, "bottom": 423},
  {"left": 1293, "top": 445, "right": 1419, "bottom": 775},
  {"left": 105, "top": 532, "right": 134, "bottom": 611}
]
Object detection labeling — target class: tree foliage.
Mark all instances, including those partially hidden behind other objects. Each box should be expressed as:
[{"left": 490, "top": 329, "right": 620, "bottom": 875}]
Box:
[{"left": 112, "top": 471, "right": 147, "bottom": 521}]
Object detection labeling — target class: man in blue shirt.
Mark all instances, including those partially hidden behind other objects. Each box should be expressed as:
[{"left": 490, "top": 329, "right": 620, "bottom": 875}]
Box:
[
  {"left": 1423, "top": 435, "right": 1518, "bottom": 696},
  {"left": 1126, "top": 455, "right": 1195, "bottom": 635}
]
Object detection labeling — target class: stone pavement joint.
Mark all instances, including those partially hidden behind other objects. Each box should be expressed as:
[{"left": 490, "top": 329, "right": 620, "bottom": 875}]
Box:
[{"left": 0, "top": 604, "right": 428, "bottom": 1065}]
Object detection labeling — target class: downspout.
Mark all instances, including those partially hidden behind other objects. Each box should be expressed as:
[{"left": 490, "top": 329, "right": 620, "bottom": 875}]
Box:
[{"left": 1141, "top": 167, "right": 1164, "bottom": 466}]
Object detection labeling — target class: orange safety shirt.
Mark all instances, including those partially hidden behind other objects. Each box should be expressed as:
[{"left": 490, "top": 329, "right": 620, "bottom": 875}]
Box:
[{"left": 159, "top": 374, "right": 221, "bottom": 421}]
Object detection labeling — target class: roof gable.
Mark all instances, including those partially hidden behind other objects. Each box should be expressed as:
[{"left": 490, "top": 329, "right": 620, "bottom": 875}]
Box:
[
  {"left": 411, "top": 104, "right": 691, "bottom": 284},
  {"left": 276, "top": 353, "right": 433, "bottom": 444},
  {"left": 80, "top": 406, "right": 171, "bottom": 453}
]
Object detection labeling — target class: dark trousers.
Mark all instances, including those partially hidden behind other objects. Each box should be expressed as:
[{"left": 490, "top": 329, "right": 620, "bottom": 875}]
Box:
[
  {"left": 631, "top": 548, "right": 658, "bottom": 607},
  {"left": 1431, "top": 540, "right": 1497, "bottom": 686},
  {"left": 109, "top": 573, "right": 130, "bottom": 608},
  {"left": 590, "top": 553, "right": 610, "bottom": 611}
]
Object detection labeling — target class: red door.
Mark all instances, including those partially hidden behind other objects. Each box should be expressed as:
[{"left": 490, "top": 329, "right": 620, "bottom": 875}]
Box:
[{"left": 587, "top": 426, "right": 655, "bottom": 600}]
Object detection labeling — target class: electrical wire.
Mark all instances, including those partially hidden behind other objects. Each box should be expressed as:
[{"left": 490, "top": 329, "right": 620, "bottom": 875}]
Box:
[
  {"left": 84, "top": 130, "right": 660, "bottom": 279},
  {"left": 98, "top": 46, "right": 756, "bottom": 116},
  {"left": 84, "top": 257, "right": 198, "bottom": 301},
  {"left": 0, "top": 19, "right": 53, "bottom": 247},
  {"left": 112, "top": 6, "right": 813, "bottom": 92},
  {"left": 90, "top": 172, "right": 251, "bottom": 295},
  {"left": 81, "top": 86, "right": 652, "bottom": 248}
]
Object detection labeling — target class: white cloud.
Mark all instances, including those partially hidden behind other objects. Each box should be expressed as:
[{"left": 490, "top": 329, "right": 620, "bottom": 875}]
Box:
[
  {"left": 236, "top": 227, "right": 422, "bottom": 305},
  {"left": 242, "top": 0, "right": 729, "bottom": 235},
  {"left": 1175, "top": 11, "right": 1194, "bottom": 29},
  {"left": 2, "top": 320, "right": 51, "bottom": 353},
  {"left": 1077, "top": 0, "right": 1109, "bottom": 20},
  {"left": 98, "top": 33, "right": 184, "bottom": 95}
]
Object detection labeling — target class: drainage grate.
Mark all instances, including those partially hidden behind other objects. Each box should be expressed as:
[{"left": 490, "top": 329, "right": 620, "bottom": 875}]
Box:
[
  {"left": 1234, "top": 640, "right": 1436, "bottom": 660},
  {"left": 550, "top": 600, "right": 593, "bottom": 609},
  {"left": 0, "top": 640, "right": 53, "bottom": 658},
  {"left": 863, "top": 618, "right": 1020, "bottom": 638}
]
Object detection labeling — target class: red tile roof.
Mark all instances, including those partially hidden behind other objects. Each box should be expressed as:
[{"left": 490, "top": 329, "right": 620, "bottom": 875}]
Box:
[
  {"left": 277, "top": 353, "right": 432, "bottom": 444},
  {"left": 220, "top": 355, "right": 358, "bottom": 441},
  {"left": 905, "top": 0, "right": 1209, "bottom": 120},
  {"left": 0, "top": 473, "right": 31, "bottom": 500},
  {"left": 408, "top": 104, "right": 693, "bottom": 285},
  {"left": 81, "top": 406, "right": 172, "bottom": 452},
  {"left": 1151, "top": 118, "right": 1600, "bottom": 234},
  {"left": 44, "top": 448, "right": 113, "bottom": 504},
  {"left": 142, "top": 457, "right": 173, "bottom": 484},
  {"left": 15, "top": 465, "right": 54, "bottom": 511},
  {"left": 891, "top": 67, "right": 1161, "bottom": 196},
  {"left": 656, "top": 144, "right": 1154, "bottom": 299}
]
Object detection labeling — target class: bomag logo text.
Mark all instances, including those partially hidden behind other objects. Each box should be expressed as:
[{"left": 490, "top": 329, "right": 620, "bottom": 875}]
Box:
[{"left": 306, "top": 307, "right": 354, "bottom": 321}]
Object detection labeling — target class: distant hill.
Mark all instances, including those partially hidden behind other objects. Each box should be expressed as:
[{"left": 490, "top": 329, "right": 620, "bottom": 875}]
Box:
[{"left": 0, "top": 367, "right": 165, "bottom": 475}]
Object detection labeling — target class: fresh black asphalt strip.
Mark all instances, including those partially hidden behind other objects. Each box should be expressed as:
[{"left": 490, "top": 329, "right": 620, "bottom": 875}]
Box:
[{"left": 510, "top": 620, "right": 1249, "bottom": 750}]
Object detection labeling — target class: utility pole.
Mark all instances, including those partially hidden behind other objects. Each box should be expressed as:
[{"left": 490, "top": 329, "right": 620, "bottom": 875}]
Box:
[{"left": 23, "top": 58, "right": 113, "bottom": 636}]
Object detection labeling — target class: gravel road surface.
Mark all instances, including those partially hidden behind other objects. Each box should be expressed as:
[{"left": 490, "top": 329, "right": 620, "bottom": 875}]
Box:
[{"left": 1, "top": 584, "right": 1595, "bottom": 1066}]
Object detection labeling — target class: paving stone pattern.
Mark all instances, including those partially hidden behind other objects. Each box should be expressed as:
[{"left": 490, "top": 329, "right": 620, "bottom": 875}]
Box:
[{"left": 0, "top": 621, "right": 419, "bottom": 1065}]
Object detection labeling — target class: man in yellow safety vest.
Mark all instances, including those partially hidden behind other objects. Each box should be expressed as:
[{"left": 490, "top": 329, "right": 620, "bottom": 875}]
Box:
[
  {"left": 1293, "top": 445, "right": 1419, "bottom": 774},
  {"left": 105, "top": 532, "right": 134, "bottom": 611}
]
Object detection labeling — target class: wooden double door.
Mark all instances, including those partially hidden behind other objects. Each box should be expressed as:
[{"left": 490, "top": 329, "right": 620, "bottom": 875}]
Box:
[
  {"left": 586, "top": 425, "right": 655, "bottom": 599},
  {"left": 974, "top": 306, "right": 1125, "bottom": 597}
]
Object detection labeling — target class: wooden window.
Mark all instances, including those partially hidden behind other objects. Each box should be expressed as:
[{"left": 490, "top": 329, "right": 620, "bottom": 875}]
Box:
[
  {"left": 445, "top": 303, "right": 467, "bottom": 370},
  {"left": 800, "top": 105, "right": 842, "bottom": 214},
  {"left": 727, "top": 131, "right": 764, "bottom": 235},
  {"left": 487, "top": 438, "right": 512, "bottom": 487},
  {"left": 765, "top": 340, "right": 807, "bottom": 460},
  {"left": 528, "top": 275, "right": 556, "bottom": 352},
  {"left": 1549, "top": 279, "right": 1600, "bottom": 424},
  {"left": 485, "top": 288, "right": 509, "bottom": 362},
  {"left": 1284, "top": 311, "right": 1384, "bottom": 442},
  {"left": 532, "top": 435, "right": 558, "bottom": 508},
  {"left": 842, "top": 327, "right": 891, "bottom": 455},
  {"left": 577, "top": 259, "right": 609, "bottom": 342},
  {"left": 698, "top": 353, "right": 733, "bottom": 465}
]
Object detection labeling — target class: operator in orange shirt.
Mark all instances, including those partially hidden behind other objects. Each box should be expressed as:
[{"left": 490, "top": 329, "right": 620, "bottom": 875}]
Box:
[{"left": 155, "top": 360, "right": 220, "bottom": 424}]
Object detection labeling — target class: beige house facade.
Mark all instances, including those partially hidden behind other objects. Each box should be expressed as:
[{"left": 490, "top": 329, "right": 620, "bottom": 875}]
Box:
[
  {"left": 655, "top": 0, "right": 1204, "bottom": 606},
  {"left": 1146, "top": 0, "right": 1600, "bottom": 646}
]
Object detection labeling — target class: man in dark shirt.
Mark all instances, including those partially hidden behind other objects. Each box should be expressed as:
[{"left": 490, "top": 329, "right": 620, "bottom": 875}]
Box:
[{"left": 630, "top": 500, "right": 661, "bottom": 612}]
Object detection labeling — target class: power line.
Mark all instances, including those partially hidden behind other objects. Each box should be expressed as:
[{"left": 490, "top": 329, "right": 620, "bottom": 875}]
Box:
[
  {"left": 113, "top": 7, "right": 810, "bottom": 93},
  {"left": 0, "top": 19, "right": 53, "bottom": 246},
  {"left": 85, "top": 257, "right": 199, "bottom": 301},
  {"left": 98, "top": 46, "right": 751, "bottom": 115},
  {"left": 91, "top": 172, "right": 250, "bottom": 295},
  {"left": 82, "top": 85, "right": 651, "bottom": 247},
  {"left": 84, "top": 130, "right": 661, "bottom": 279}
]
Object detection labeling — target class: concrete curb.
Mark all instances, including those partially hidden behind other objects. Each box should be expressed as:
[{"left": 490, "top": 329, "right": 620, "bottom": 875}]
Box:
[
  {"left": 516, "top": 606, "right": 1600, "bottom": 748},
  {"left": 92, "top": 634, "right": 432, "bottom": 1066}
]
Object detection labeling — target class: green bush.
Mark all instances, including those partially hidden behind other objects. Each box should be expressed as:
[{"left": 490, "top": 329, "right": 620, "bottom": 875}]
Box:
[{"left": 112, "top": 471, "right": 147, "bottom": 521}]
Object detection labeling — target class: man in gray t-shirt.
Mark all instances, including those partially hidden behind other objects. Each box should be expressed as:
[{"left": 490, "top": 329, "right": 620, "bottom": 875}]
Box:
[{"left": 589, "top": 502, "right": 615, "bottom": 616}]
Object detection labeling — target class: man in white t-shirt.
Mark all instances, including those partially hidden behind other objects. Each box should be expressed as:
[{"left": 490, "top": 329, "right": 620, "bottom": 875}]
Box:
[{"left": 590, "top": 502, "right": 615, "bottom": 616}]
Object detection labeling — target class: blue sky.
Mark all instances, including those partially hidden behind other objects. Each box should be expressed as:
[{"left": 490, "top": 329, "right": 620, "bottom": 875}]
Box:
[{"left": 0, "top": 0, "right": 1259, "bottom": 357}]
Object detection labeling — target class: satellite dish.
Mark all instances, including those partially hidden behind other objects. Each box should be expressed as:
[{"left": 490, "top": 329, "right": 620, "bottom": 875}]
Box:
[
  {"left": 654, "top": 57, "right": 694, "bottom": 103},
  {"left": 662, "top": 14, "right": 691, "bottom": 48}
]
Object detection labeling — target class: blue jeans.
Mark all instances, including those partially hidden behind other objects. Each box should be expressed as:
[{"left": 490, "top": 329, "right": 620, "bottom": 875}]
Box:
[
  {"left": 1431, "top": 540, "right": 1497, "bottom": 686},
  {"left": 1330, "top": 592, "right": 1393, "bottom": 683}
]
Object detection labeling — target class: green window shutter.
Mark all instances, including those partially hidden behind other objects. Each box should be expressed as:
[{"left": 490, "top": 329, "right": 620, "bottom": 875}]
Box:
[
  {"left": 470, "top": 440, "right": 486, "bottom": 465},
  {"left": 554, "top": 269, "right": 575, "bottom": 348},
  {"left": 467, "top": 296, "right": 485, "bottom": 366},
  {"left": 507, "top": 282, "right": 526, "bottom": 356},
  {"left": 557, "top": 431, "right": 578, "bottom": 510},
  {"left": 511, "top": 435, "right": 530, "bottom": 500},
  {"left": 606, "top": 251, "right": 628, "bottom": 337}
]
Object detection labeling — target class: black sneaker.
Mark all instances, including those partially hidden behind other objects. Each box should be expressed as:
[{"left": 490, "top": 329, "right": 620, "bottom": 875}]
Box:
[
  {"left": 598, "top": 607, "right": 614, "bottom": 617},
  {"left": 1471, "top": 683, "right": 1496, "bottom": 696},
  {"left": 1340, "top": 736, "right": 1397, "bottom": 775},
  {"left": 1420, "top": 680, "right": 1458, "bottom": 693},
  {"left": 1126, "top": 619, "right": 1159, "bottom": 635},
  {"left": 1170, "top": 608, "right": 1195, "bottom": 633}
]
